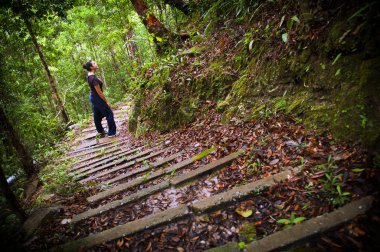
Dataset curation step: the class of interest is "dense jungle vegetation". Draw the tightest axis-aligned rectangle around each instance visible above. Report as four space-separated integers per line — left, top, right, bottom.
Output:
0 0 379 250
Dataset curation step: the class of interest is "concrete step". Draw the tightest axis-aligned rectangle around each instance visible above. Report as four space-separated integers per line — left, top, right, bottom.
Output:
72 151 243 223
103 151 183 185
53 206 189 252
54 162 302 251
79 149 180 184
71 145 127 165
68 138 123 154
206 196 375 252
70 146 144 173
192 166 302 213
86 148 215 203
76 147 171 181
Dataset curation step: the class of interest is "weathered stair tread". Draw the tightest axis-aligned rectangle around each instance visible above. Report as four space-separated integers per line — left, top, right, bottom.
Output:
68 138 122 155
74 147 156 179
192 166 302 213
171 150 244 186
71 146 144 173
70 136 128 153
104 151 183 185
79 160 135 183
53 205 189 252
79 148 176 183
56 163 302 251
87 150 211 203
75 132 98 142
206 196 375 252
71 147 139 171
72 146 125 165
77 147 170 182
67 139 127 157
72 182 171 223
73 151 242 222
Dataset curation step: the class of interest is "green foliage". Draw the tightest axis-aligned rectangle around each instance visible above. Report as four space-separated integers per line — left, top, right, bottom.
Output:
39 162 85 197
315 156 351 206
246 158 263 176
239 222 256 242
314 155 336 172
238 241 246 249
277 212 306 229
319 172 351 207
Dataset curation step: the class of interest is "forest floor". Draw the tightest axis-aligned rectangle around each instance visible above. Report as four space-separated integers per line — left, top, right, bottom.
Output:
24 101 380 251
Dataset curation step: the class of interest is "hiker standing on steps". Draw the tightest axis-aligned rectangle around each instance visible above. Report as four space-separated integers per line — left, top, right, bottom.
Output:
82 60 117 138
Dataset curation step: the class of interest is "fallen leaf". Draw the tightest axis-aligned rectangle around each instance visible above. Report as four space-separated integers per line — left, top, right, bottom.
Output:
270 159 279 165
235 209 253 218
60 219 71 225
117 238 124 247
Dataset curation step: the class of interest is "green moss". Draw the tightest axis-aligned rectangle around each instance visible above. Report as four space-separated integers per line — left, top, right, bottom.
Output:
286 92 310 113
178 46 206 56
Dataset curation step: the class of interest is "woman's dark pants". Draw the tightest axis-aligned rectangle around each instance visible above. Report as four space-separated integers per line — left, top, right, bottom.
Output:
89 94 116 136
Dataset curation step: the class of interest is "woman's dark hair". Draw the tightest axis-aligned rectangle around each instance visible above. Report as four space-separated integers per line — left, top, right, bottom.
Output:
82 60 92 71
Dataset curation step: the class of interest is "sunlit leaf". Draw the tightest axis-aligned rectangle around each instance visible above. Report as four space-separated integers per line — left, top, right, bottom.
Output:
277 219 290 224
238 242 246 249
291 15 300 23
332 53 342 65
236 209 253 217
249 40 254 51
293 217 306 223
282 33 288 43
352 168 364 173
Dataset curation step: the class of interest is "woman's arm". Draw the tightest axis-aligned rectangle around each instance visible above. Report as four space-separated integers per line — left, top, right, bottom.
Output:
94 85 111 108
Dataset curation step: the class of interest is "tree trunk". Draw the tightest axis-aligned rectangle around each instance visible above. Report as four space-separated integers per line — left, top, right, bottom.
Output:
0 107 35 178
0 164 27 222
162 0 190 15
130 0 174 51
125 29 140 61
23 18 70 124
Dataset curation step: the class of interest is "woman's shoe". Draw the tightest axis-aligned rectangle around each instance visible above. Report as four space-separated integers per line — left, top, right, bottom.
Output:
108 132 119 138
97 131 108 138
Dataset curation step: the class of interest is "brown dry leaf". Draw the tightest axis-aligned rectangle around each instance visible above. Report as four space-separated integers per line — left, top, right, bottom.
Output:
267 148 273 158
172 236 180 242
190 236 200 241
353 226 366 236
145 241 152 252
270 159 279 165
117 238 124 247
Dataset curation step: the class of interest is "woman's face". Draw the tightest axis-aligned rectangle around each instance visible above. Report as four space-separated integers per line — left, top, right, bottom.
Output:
91 61 99 70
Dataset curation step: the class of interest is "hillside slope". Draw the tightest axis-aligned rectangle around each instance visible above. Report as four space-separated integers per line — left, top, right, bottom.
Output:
129 0 380 159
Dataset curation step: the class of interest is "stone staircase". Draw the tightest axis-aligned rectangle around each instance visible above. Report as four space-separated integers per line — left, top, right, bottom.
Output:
50 108 375 251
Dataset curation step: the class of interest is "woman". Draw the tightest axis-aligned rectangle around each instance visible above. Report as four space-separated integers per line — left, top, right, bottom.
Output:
82 60 117 137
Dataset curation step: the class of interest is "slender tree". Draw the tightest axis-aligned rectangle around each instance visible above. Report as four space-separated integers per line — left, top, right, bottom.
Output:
0 0 75 124
0 107 35 178
0 157 27 222
23 18 70 123
130 0 173 48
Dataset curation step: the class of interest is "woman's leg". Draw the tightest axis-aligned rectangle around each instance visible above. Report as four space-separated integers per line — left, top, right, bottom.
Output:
90 95 105 133
105 108 117 136
91 95 116 136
